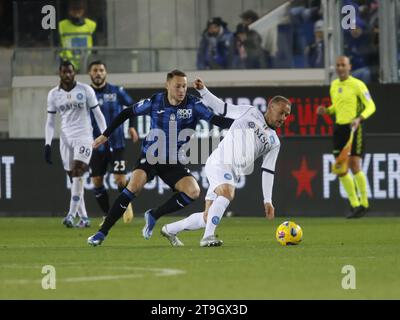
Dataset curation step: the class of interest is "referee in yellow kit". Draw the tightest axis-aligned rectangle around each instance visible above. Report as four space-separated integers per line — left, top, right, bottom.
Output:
317 56 376 218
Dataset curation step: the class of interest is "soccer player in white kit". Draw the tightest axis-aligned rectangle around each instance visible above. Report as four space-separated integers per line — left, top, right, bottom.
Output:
161 79 291 247
45 61 107 228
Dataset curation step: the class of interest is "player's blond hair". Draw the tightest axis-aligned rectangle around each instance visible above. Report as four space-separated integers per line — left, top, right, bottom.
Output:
269 96 291 108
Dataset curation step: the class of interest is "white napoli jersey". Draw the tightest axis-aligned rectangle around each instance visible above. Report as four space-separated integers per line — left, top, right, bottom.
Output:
208 106 280 176
47 81 98 140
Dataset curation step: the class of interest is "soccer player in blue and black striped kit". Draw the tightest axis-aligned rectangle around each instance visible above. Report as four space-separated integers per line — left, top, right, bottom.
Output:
88 61 139 225
87 69 233 246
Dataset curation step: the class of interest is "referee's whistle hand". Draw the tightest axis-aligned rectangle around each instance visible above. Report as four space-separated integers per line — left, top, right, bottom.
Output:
93 135 108 149
351 117 361 130
316 106 326 115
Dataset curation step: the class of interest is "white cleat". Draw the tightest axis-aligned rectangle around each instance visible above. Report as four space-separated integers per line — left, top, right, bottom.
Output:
200 235 223 247
123 203 134 223
160 225 184 247
62 214 75 228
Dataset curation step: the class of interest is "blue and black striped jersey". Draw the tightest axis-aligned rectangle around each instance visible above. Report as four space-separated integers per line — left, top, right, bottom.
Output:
133 92 214 159
90 83 134 150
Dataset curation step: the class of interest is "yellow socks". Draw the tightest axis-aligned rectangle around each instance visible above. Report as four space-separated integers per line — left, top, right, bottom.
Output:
339 173 360 208
353 171 369 208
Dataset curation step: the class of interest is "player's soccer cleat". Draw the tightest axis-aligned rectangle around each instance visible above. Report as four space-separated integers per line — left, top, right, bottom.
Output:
62 214 75 228
123 203 134 223
346 206 364 219
354 206 369 218
75 217 91 228
87 231 105 246
160 225 184 247
142 209 156 240
200 235 223 247
98 216 106 227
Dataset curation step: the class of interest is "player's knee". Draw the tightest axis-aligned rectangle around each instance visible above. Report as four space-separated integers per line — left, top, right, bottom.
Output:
114 176 126 189
71 168 84 177
92 176 103 188
215 185 235 201
349 163 361 174
127 178 144 195
71 162 88 177
184 184 201 200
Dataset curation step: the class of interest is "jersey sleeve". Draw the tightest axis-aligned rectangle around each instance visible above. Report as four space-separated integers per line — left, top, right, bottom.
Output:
261 144 280 173
357 81 376 120
117 86 135 106
193 99 214 122
132 98 152 116
198 87 253 119
47 91 57 113
327 85 336 115
261 144 280 204
86 85 99 109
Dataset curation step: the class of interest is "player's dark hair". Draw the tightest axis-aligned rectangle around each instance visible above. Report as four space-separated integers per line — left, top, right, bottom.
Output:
88 60 107 71
269 96 291 108
59 60 75 71
167 69 186 81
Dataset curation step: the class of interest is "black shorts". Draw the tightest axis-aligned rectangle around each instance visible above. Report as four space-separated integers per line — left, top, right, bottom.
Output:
90 148 127 177
333 124 365 158
133 155 193 190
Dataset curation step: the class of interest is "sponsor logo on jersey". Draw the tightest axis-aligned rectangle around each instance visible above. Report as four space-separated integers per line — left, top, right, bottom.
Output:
364 91 371 100
104 93 117 102
59 102 85 112
177 109 192 119
254 127 269 146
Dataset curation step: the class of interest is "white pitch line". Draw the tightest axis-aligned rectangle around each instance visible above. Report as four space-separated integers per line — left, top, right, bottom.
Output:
2 267 186 285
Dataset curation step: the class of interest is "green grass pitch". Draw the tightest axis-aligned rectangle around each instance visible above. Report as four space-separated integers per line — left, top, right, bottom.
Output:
1 216 399 299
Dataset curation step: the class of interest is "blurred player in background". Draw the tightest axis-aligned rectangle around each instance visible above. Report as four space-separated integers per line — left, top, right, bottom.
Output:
88 61 139 226
317 56 376 218
161 78 291 247
58 0 97 71
44 61 107 228
87 70 233 246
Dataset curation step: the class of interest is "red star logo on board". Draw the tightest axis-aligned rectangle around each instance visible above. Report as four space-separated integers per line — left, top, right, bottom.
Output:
291 157 317 197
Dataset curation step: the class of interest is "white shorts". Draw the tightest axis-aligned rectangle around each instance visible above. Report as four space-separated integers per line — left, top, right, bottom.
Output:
60 137 93 171
204 160 237 201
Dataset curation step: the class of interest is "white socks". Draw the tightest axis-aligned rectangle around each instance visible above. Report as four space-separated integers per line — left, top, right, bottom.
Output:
165 196 230 238
166 212 206 235
77 191 88 218
68 177 84 216
203 196 230 239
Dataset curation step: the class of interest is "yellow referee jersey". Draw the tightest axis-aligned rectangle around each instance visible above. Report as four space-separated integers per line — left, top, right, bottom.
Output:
327 76 376 124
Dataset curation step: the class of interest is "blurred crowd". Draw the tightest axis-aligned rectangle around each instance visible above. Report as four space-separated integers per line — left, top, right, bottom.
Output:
0 0 390 82
196 0 381 82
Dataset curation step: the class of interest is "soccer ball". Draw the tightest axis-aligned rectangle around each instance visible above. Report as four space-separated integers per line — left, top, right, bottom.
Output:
275 221 303 246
